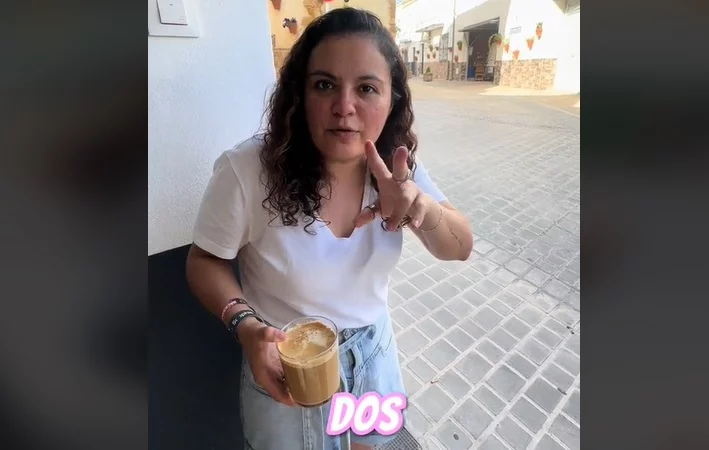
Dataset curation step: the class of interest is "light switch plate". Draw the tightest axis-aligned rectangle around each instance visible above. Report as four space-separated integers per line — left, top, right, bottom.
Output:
157 0 188 25
148 0 201 38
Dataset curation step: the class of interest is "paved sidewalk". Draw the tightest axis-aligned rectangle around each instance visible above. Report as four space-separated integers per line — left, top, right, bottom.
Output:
408 78 580 117
391 82 580 450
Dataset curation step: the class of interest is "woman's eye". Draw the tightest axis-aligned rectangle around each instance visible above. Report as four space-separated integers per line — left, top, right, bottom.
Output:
359 85 376 94
314 80 333 90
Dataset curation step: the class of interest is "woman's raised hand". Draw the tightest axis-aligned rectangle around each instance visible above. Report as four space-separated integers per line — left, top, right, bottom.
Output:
354 140 433 231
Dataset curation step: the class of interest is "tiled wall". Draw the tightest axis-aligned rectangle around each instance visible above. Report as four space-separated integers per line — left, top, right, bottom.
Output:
495 58 557 90
422 62 448 80
451 62 467 81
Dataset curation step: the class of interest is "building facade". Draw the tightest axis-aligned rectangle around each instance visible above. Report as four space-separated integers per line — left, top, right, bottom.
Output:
396 0 459 79
267 0 397 73
396 0 580 92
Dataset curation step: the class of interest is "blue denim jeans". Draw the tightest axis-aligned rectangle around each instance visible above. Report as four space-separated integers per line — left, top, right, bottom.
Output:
240 312 406 449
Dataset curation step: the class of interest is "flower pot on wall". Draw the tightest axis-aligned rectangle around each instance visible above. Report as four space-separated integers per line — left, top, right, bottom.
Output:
457 40 463 51
271 0 282 10
526 37 534 50
536 22 543 39
282 18 298 34
512 49 520 60
454 55 459 62
432 52 436 59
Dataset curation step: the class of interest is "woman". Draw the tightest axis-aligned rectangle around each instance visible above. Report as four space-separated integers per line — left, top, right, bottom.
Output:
186 8 473 450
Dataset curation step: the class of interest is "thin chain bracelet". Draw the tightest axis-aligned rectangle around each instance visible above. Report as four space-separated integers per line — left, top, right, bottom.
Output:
418 202 443 232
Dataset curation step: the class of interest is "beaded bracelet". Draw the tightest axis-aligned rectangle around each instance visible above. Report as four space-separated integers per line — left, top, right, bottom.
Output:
219 298 251 322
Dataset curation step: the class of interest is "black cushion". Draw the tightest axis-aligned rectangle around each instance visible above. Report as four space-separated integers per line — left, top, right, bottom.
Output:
149 245 244 450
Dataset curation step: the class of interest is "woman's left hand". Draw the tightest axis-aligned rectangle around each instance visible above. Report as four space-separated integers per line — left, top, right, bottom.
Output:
354 140 433 231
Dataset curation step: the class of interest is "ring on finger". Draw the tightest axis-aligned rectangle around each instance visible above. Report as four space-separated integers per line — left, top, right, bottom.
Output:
380 215 412 231
392 169 412 184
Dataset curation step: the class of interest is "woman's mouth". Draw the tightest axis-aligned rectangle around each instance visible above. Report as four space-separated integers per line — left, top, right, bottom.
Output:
328 128 358 134
327 129 360 140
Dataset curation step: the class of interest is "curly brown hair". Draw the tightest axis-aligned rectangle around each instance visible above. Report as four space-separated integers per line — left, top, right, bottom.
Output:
258 8 418 233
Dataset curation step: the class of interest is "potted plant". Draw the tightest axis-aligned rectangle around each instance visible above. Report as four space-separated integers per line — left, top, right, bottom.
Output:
423 66 433 82
526 37 535 50
454 55 459 63
271 0 281 10
426 53 431 59
457 40 463 50
428 44 434 52
488 33 503 47
282 18 298 34
512 49 520 60
535 22 543 39
432 51 437 59
503 37 510 53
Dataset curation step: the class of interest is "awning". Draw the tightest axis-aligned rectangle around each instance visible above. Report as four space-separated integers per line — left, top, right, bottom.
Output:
415 23 444 33
458 18 499 33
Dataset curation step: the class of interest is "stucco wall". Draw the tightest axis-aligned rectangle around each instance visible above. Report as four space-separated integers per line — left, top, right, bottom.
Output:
148 0 276 255
500 0 566 62
269 0 397 72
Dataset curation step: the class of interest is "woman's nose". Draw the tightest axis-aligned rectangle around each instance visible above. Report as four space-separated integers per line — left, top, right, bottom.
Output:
332 89 356 117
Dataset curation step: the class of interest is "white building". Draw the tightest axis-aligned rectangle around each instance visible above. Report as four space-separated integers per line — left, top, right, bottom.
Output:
397 0 580 92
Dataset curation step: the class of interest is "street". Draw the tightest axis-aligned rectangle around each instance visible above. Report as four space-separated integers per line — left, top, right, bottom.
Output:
391 79 580 450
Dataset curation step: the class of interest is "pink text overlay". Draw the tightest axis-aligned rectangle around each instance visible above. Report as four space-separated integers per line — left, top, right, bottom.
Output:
326 392 407 436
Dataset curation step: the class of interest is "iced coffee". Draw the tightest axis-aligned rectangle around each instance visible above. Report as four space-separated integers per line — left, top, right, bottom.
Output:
277 316 340 407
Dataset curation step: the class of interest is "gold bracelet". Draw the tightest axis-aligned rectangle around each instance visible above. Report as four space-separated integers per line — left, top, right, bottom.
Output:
418 202 443 232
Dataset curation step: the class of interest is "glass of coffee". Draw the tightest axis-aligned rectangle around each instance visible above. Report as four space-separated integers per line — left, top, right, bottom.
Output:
276 316 340 408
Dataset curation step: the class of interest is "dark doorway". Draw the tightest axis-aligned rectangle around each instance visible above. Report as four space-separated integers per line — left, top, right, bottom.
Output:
459 18 499 81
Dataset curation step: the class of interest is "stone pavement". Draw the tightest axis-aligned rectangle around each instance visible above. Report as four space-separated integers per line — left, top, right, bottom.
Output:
391 79 580 450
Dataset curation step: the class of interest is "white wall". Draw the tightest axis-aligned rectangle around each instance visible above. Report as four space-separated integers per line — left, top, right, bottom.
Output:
501 0 566 61
553 7 580 92
148 0 276 255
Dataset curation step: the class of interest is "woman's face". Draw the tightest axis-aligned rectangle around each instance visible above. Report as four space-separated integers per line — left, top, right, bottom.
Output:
304 34 392 164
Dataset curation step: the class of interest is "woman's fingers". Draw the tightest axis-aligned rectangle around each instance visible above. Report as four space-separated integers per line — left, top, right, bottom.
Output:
407 194 428 229
365 141 391 181
363 141 416 230
262 372 295 406
259 325 286 343
385 196 412 231
391 146 410 182
354 200 380 229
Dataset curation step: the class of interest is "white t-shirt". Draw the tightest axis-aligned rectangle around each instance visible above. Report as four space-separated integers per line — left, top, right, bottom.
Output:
192 137 447 330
